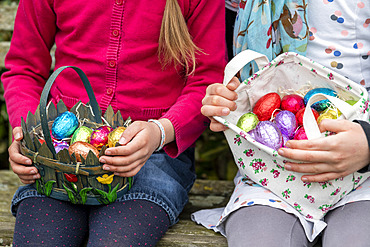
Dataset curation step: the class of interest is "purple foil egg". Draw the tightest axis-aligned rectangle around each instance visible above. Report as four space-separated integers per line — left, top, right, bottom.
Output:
282 133 290 147
247 128 257 140
53 140 69 153
274 110 297 139
255 121 283 150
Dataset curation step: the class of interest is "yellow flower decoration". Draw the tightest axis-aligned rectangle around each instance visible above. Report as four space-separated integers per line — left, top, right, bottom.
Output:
96 174 114 185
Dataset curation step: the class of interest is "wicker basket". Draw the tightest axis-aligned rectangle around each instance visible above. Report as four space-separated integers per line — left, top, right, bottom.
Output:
20 66 132 205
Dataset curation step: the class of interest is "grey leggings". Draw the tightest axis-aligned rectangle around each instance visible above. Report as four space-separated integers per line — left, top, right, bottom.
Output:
224 201 370 247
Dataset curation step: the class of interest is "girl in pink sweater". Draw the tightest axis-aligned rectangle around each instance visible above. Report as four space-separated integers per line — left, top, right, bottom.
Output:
2 0 226 245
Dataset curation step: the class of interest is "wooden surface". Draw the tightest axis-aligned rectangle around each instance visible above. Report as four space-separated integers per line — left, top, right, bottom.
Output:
0 170 232 246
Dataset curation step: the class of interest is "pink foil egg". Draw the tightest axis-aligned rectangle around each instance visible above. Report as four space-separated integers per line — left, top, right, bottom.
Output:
90 126 113 150
294 127 308 140
255 121 283 150
281 94 305 115
274 110 297 139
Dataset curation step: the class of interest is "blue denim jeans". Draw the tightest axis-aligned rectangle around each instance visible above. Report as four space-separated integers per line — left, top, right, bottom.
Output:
11 148 196 225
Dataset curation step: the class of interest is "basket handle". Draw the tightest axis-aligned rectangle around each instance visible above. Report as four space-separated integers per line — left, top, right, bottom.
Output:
223 49 269 86
303 93 360 139
40 66 102 158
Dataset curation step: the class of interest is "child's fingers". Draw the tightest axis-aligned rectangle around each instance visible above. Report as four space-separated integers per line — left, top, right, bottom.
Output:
12 127 23 141
226 77 241 90
8 141 33 165
318 119 351 133
209 118 228 132
201 105 231 118
205 83 238 101
202 95 237 112
283 161 337 174
284 138 331 152
278 147 329 162
300 172 348 183
114 165 142 178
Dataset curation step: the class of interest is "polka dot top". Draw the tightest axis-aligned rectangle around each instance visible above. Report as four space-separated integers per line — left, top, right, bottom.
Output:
306 0 370 90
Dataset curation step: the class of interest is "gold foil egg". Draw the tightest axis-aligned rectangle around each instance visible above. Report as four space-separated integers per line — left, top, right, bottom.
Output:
317 112 337 125
108 127 126 147
324 109 342 118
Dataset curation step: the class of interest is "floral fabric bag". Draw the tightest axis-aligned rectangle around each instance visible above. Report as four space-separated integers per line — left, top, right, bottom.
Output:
214 49 370 220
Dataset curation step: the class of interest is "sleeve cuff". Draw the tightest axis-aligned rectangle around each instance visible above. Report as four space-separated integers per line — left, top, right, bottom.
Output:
354 120 370 173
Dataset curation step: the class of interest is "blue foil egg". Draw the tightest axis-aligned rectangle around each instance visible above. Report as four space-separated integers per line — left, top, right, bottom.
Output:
51 111 79 140
304 88 337 112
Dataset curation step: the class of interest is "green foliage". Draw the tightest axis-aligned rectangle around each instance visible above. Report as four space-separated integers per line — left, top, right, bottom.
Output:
195 129 237 180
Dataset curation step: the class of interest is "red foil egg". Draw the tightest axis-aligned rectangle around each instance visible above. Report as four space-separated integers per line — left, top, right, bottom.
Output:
281 94 305 115
295 108 320 126
294 127 308 140
253 93 281 121
90 126 113 150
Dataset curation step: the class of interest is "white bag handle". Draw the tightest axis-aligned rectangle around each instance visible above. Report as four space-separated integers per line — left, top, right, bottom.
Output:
303 93 360 139
223 50 269 86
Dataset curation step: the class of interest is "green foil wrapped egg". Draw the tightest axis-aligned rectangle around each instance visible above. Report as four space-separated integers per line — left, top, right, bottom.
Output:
71 126 93 144
236 112 259 133
346 99 357 106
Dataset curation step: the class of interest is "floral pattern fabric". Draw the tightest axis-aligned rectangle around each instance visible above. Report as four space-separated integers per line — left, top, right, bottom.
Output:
193 0 370 241
234 0 309 81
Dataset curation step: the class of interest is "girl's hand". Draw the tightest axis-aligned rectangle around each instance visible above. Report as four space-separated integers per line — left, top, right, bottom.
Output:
201 77 240 132
8 127 40 184
99 119 174 177
278 119 370 182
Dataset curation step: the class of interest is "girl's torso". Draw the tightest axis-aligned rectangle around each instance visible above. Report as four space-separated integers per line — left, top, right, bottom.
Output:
306 0 370 89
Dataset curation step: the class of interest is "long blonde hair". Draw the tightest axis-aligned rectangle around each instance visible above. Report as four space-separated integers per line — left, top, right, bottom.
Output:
158 0 202 76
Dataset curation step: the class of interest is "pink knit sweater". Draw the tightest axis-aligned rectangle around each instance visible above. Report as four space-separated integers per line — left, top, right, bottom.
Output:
2 0 226 157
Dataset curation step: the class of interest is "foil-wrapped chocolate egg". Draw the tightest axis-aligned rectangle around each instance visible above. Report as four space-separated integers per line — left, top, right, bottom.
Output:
90 126 114 150
282 133 289 147
51 111 79 140
248 129 257 140
317 112 337 125
253 92 281 121
274 110 297 138
281 94 305 115
324 109 342 118
255 121 283 150
295 108 320 126
346 99 357 106
108 127 126 147
71 126 93 144
294 127 308 140
69 141 99 162
53 140 69 153
236 112 259 133
304 88 337 112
